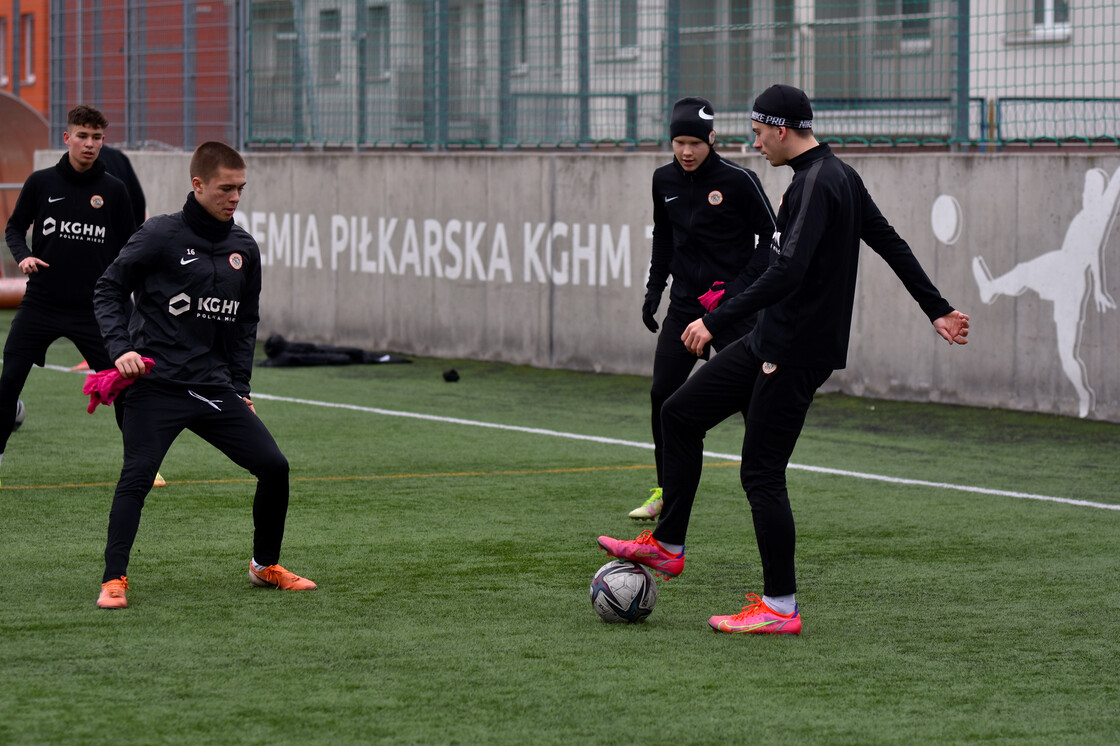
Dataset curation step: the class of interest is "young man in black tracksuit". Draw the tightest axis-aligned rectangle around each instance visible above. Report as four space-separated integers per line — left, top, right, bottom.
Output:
94 141 316 609
98 145 147 227
1 105 136 481
630 96 776 520
600 85 971 634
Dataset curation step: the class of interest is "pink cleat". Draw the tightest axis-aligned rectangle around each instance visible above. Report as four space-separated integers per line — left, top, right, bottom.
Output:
597 530 684 579
708 594 801 635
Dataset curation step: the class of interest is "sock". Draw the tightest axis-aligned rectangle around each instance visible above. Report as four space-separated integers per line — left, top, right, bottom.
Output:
763 594 797 616
657 540 684 555
251 559 269 572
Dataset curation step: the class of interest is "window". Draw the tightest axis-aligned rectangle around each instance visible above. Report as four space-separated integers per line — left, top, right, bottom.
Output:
447 1 485 122
365 5 390 82
901 0 931 43
21 13 34 84
680 0 753 107
1008 0 1071 43
1035 0 1070 26
618 0 638 49
552 0 563 71
0 17 8 86
598 0 639 60
875 0 931 54
509 0 527 70
318 8 342 85
773 0 794 57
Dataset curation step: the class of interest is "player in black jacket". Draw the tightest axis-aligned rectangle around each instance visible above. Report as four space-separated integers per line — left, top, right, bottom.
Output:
0 105 136 480
97 145 147 227
599 85 970 634
630 96 776 520
93 142 316 609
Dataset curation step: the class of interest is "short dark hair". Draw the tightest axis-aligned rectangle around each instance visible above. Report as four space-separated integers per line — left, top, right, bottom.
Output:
67 104 108 131
189 141 246 182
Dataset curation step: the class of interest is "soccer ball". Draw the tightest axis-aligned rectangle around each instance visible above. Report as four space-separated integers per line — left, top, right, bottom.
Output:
590 560 657 623
12 399 25 431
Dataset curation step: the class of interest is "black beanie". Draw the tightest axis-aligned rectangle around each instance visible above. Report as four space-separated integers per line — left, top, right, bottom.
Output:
751 84 814 129
669 96 715 141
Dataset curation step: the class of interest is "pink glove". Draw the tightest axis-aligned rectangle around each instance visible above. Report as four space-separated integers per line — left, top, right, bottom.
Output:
698 281 726 312
83 358 156 413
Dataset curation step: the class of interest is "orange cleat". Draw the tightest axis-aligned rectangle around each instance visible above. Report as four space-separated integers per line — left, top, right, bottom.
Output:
97 576 129 609
249 562 317 591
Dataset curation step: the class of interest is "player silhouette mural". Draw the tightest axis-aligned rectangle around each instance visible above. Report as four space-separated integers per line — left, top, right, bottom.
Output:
970 166 1120 418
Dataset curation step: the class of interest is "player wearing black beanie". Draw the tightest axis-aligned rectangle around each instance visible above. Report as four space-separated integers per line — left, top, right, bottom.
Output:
627 97 776 521
601 84 971 635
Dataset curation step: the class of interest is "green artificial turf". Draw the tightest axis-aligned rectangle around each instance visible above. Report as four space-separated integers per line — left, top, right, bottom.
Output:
1 309 1118 745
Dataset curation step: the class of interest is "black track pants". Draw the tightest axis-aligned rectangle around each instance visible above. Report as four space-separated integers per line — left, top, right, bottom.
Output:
649 306 751 486
653 339 831 597
0 305 122 453
102 381 290 582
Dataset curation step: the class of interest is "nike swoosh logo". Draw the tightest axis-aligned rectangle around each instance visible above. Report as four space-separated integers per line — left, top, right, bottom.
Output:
664 196 679 203
180 257 200 265
698 106 714 120
48 197 65 203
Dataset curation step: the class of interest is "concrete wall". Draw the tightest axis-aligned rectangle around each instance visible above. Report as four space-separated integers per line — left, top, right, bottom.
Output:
38 149 1120 422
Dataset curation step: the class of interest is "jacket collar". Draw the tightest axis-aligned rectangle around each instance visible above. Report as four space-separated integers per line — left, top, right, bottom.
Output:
788 142 831 171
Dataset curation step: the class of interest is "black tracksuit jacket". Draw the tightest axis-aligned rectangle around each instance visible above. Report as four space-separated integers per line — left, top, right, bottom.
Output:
94 193 261 397
648 150 776 320
705 143 954 370
4 155 136 311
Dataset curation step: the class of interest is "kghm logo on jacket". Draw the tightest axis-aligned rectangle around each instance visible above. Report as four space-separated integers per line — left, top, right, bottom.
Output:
167 292 241 322
40 216 107 243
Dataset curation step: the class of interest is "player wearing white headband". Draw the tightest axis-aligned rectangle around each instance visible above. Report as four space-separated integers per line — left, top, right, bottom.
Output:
601 84 971 634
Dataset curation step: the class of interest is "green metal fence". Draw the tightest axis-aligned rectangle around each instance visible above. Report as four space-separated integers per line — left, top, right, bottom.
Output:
243 0 1120 150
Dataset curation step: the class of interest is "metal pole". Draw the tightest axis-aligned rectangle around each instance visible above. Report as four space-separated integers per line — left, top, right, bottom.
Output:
183 0 196 149
355 0 368 145
578 0 589 144
91 0 103 109
437 0 449 147
423 1 436 145
236 0 249 149
665 0 680 113
292 0 309 143
953 0 970 152
498 0 513 144
49 0 67 130
12 0 20 99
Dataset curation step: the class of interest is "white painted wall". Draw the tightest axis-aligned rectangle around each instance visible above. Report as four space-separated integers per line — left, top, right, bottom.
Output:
37 149 1119 422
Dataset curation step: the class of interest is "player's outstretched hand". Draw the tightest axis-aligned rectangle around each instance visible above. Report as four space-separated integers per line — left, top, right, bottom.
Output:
934 310 970 345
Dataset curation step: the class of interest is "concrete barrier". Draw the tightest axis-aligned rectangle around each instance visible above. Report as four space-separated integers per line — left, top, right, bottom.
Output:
37 149 1120 421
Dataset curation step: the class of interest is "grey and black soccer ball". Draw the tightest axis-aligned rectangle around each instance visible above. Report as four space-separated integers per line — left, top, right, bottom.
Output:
590 560 657 623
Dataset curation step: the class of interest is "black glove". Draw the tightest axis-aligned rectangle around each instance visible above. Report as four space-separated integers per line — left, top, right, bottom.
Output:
642 291 661 333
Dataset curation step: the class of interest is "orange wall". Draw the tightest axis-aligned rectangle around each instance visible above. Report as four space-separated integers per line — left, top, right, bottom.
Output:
0 0 50 117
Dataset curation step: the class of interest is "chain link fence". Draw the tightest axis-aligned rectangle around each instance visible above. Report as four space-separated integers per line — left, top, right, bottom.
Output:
48 0 243 149
40 0 1120 150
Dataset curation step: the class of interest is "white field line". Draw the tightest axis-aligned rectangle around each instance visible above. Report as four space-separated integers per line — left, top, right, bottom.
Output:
248 392 1120 513
43 364 1116 512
